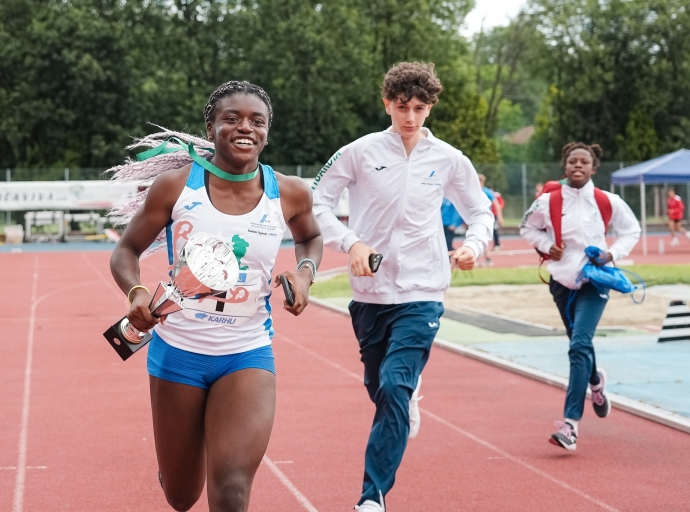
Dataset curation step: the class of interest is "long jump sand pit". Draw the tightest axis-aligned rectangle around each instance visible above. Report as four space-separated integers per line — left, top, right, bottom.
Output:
444 284 673 329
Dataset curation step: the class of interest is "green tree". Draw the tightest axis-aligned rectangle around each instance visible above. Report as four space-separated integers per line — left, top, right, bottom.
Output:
616 108 658 161
528 0 690 161
0 0 499 171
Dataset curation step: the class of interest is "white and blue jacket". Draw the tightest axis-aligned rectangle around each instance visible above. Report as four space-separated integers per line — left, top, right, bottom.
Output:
312 128 494 305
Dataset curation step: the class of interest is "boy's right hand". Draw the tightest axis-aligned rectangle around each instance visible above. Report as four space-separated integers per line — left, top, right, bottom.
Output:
549 242 565 261
348 242 378 277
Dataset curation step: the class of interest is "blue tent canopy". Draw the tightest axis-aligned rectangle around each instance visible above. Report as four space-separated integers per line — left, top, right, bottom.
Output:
611 149 690 185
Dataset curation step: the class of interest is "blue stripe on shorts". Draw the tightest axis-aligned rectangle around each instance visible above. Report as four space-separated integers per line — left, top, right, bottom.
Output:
147 331 275 389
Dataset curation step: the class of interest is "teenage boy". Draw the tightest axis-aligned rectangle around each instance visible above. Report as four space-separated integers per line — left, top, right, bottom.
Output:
312 62 493 512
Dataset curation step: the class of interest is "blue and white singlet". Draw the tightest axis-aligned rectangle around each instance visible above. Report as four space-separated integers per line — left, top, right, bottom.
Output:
153 162 286 355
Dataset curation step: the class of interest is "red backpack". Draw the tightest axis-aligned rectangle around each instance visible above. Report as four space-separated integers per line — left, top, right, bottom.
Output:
537 180 612 261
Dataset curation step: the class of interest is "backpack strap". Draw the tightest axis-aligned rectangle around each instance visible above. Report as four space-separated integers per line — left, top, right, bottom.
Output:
593 187 612 234
536 184 611 282
535 186 563 263
549 186 564 249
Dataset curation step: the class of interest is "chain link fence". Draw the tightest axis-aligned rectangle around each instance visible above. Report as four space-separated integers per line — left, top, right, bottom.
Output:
0 168 109 181
3 163 689 226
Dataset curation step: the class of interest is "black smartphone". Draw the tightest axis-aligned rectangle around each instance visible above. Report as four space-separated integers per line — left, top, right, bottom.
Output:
369 253 383 273
279 274 295 306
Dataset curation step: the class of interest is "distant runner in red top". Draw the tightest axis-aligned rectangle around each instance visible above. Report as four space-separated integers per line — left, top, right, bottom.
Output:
667 188 689 246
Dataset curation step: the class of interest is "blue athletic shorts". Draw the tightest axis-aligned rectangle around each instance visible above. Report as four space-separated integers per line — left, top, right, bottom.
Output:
147 331 275 389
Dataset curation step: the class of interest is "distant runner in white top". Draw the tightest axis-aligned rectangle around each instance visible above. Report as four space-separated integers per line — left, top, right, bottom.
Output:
311 62 494 512
521 142 640 452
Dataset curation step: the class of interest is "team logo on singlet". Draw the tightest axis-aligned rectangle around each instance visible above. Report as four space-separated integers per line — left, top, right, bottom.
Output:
249 216 278 236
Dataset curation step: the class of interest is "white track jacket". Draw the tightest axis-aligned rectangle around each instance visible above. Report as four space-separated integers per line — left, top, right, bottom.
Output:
312 128 494 304
520 180 641 290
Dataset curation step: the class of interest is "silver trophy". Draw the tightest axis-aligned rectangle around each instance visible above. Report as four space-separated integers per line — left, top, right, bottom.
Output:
103 232 240 360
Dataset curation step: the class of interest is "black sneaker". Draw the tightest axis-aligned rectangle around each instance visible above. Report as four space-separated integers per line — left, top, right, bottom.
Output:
549 421 577 451
590 369 611 418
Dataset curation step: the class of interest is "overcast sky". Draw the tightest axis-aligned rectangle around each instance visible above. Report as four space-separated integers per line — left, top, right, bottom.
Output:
461 0 529 37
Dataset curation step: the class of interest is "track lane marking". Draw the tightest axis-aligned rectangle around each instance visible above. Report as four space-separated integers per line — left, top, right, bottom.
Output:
12 256 39 512
421 410 619 512
262 456 319 512
276 332 620 512
80 253 129 309
12 274 102 512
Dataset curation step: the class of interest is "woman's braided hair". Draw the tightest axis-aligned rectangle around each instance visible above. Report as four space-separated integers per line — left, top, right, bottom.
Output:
203 81 273 126
561 142 603 169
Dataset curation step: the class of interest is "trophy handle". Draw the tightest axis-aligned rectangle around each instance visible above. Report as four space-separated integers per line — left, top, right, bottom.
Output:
103 282 183 361
102 315 152 361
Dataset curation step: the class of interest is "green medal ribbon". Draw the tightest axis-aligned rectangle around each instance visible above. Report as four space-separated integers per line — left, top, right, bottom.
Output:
136 137 259 182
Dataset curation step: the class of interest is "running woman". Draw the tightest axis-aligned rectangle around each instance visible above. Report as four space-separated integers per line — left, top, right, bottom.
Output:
312 62 493 511
667 188 689 246
109 81 322 511
520 142 640 451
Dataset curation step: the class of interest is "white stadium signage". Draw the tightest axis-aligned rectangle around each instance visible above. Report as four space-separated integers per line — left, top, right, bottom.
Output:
0 181 142 211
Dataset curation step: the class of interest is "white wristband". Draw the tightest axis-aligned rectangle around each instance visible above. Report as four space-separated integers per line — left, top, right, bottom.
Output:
297 258 317 283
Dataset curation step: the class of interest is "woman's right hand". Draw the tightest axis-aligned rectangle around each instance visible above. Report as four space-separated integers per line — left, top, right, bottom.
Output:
549 242 565 261
127 288 161 332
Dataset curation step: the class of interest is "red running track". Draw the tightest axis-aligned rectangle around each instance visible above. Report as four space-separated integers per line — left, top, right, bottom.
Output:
470 234 690 268
1 248 689 511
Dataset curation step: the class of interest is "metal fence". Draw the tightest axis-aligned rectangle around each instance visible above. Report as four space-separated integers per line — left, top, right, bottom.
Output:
472 162 639 220
3 163 689 225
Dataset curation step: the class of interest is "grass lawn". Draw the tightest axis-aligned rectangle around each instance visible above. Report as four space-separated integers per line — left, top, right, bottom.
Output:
310 264 690 298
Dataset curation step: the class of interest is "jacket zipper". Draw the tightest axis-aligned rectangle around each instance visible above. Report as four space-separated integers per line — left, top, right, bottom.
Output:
391 145 412 300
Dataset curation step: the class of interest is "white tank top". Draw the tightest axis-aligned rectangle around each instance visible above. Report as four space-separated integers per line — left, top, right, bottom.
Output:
154 162 286 355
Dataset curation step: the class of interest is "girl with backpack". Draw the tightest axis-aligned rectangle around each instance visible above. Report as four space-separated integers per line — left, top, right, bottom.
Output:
520 142 641 451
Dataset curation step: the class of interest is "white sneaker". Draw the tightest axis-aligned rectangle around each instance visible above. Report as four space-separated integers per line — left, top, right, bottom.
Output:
355 493 385 511
671 237 680 247
408 374 423 439
685 231 690 240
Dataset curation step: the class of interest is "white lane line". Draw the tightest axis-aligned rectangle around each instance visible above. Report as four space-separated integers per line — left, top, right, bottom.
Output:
422 410 619 512
275 332 619 512
12 273 100 512
80 253 128 309
13 256 39 512
1 467 46 471
314 293 690 435
262 456 319 512
276 333 361 381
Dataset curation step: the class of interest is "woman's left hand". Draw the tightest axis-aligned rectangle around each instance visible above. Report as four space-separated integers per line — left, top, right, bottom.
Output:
273 267 312 316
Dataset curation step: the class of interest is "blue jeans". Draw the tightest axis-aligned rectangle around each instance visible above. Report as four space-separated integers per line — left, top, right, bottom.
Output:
443 225 455 251
550 279 607 420
349 301 444 506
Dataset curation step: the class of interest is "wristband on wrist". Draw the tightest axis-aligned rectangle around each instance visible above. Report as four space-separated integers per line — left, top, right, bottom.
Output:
296 258 317 283
127 285 150 304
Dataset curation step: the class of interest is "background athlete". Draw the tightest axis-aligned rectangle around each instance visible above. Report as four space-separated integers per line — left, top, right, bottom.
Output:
312 62 493 511
667 188 689 246
110 81 322 512
520 142 640 451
